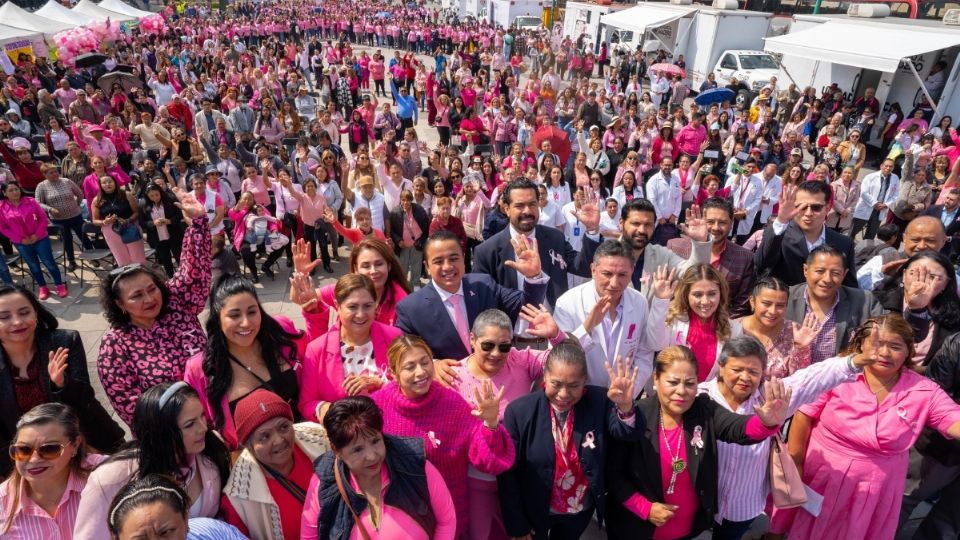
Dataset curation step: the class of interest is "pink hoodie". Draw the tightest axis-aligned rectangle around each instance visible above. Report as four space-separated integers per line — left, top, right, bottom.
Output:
0 197 48 244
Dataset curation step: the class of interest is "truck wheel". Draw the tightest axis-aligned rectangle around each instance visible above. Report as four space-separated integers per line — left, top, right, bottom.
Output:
736 90 756 108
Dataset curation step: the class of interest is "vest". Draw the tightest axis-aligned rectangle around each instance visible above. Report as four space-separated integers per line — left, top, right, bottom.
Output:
204 188 224 234
315 436 436 540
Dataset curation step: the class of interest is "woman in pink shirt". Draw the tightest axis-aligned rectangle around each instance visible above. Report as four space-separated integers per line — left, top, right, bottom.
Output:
300 395 457 540
605 345 787 540
0 182 66 298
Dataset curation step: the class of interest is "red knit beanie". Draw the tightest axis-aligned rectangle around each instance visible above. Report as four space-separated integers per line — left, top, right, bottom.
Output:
234 389 294 445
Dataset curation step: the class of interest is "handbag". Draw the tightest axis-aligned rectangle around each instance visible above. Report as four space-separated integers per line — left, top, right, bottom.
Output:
113 221 141 244
334 458 373 540
769 433 807 508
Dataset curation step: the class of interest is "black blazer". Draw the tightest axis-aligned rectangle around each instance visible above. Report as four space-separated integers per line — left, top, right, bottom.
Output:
473 224 594 307
755 220 858 288
605 395 760 540
923 205 960 255
394 273 548 360
139 193 185 248
388 204 430 252
498 386 643 537
0 329 126 476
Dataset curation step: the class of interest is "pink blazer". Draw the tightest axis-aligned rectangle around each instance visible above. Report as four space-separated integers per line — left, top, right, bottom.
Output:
183 315 306 449
302 281 409 341
298 321 402 421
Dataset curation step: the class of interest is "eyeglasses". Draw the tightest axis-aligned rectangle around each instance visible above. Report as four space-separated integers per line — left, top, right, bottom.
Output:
478 341 512 353
9 442 67 461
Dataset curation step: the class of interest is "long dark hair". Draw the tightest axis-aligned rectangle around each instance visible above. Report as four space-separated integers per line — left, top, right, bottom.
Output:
0 284 59 334
202 274 303 428
874 250 960 331
109 382 230 488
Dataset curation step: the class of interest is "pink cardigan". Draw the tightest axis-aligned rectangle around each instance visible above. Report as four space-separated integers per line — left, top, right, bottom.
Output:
0 198 48 244
183 315 307 449
298 321 402 421
372 382 515 537
300 460 456 540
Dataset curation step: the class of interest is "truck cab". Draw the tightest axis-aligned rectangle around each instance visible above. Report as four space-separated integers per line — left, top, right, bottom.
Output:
512 15 543 32
713 50 780 104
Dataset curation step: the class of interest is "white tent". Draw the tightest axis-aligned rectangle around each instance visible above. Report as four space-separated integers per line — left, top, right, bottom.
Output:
0 24 40 46
763 20 960 73
36 0 102 26
599 3 696 37
0 2 79 34
72 0 137 22
98 0 154 19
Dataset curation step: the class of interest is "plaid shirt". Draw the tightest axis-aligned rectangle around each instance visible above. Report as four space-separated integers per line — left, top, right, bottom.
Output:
34 178 84 220
804 288 839 364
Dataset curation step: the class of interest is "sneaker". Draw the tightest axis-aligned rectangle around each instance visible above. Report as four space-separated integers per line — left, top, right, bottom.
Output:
38 286 50 300
55 284 68 298
261 265 275 279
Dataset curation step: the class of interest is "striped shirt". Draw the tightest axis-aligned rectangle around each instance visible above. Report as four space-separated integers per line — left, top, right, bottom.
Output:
698 356 858 522
0 455 105 539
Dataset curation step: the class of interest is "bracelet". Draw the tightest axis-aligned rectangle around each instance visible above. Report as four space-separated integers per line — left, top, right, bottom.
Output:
846 355 864 373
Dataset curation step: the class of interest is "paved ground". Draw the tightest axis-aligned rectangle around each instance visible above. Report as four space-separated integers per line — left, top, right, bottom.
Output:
27 39 931 539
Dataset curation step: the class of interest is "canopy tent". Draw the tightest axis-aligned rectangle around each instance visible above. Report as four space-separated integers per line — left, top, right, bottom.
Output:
0 24 40 46
0 2 79 34
72 0 137 22
36 0 102 26
98 0 154 18
763 20 960 73
599 4 696 37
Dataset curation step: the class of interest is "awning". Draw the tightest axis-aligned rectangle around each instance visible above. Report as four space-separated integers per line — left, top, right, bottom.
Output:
599 4 696 36
98 0 154 19
0 23 40 46
72 0 137 22
35 0 101 26
764 20 960 73
0 2 79 34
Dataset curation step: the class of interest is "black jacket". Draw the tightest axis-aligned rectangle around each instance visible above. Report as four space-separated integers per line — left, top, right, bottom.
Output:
0 329 125 476
139 193 185 248
498 386 642 537
605 395 762 540
916 333 960 466
388 204 430 252
755 220 858 288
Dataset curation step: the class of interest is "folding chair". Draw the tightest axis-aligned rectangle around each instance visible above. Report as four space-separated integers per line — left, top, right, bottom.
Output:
77 223 115 288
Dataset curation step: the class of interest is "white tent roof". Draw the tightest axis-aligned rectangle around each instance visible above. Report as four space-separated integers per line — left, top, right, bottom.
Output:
98 0 154 18
72 0 137 22
36 0 101 26
764 20 960 73
0 2 79 34
600 3 696 36
0 23 40 46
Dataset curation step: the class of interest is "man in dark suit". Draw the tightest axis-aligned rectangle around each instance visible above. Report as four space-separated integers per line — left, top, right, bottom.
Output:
473 179 599 308
922 187 960 257
755 180 858 288
668 197 755 317
395 230 549 362
784 245 884 362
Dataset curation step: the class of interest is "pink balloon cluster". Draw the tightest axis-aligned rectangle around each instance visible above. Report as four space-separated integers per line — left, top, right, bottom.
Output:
54 20 124 66
139 14 167 36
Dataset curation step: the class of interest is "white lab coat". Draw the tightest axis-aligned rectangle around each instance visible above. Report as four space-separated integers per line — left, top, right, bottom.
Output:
753 173 782 224
647 171 682 222
726 173 764 236
853 172 900 222
554 282 669 395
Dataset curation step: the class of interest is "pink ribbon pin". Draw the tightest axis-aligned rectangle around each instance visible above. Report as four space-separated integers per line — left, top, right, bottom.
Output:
427 431 441 448
691 425 704 453
582 431 596 449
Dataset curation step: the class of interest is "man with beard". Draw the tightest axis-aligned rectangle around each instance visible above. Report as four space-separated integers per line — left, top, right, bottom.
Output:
473 179 598 308
614 198 712 301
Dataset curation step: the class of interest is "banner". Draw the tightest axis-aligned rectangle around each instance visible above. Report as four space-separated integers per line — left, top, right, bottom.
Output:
4 39 34 65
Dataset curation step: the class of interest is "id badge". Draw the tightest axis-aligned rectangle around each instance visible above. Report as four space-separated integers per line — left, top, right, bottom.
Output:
573 226 582 236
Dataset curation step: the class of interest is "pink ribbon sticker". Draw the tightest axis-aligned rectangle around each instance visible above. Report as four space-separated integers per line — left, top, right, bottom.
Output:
582 431 596 449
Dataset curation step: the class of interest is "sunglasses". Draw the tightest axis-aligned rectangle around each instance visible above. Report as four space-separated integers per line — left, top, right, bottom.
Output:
478 341 512 353
9 442 67 461
801 203 826 213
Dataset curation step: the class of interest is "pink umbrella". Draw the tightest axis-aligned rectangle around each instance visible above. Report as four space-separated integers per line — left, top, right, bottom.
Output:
649 63 686 78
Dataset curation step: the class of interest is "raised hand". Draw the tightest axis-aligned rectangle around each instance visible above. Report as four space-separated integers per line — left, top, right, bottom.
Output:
289 271 320 309
576 187 601 231
583 294 613 334
792 313 820 350
323 207 337 224
471 379 505 428
648 503 678 527
754 377 793 428
880 258 908 276
504 234 542 279
683 204 709 242
904 264 938 309
292 238 323 274
852 321 881 369
606 356 639 413
776 184 799 224
47 347 69 388
651 264 678 300
171 187 204 219
520 303 559 339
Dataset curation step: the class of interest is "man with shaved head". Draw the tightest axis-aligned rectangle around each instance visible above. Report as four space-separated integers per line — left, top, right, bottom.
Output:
857 215 946 290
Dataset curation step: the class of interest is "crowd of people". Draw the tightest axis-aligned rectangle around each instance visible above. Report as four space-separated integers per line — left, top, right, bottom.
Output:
1 0 960 539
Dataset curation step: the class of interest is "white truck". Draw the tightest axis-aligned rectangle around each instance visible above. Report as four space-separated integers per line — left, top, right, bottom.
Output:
711 49 782 105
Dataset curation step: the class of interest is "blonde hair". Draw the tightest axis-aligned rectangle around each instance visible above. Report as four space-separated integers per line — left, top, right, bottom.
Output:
665 264 733 341
386 334 434 375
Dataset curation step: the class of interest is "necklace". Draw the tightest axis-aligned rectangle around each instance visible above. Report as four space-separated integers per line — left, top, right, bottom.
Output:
659 411 686 495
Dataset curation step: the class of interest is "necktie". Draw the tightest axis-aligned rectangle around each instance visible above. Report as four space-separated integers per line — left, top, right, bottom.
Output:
447 294 471 352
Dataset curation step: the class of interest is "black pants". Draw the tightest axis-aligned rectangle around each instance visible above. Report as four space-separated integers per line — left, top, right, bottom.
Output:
238 242 284 279
53 215 92 263
303 223 332 269
533 509 594 539
712 517 754 540
374 79 386 96
400 117 414 132
851 209 882 240
154 239 177 277
437 126 451 146
915 472 960 540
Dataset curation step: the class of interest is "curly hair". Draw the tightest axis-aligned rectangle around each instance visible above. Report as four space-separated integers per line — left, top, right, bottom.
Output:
666 263 733 342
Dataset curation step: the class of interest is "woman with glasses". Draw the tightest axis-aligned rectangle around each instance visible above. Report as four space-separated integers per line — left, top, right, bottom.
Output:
838 129 867 174
73 381 231 540
0 403 104 539
96 191 210 425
